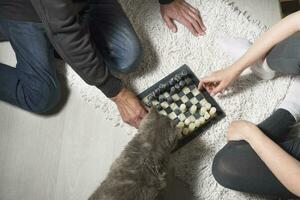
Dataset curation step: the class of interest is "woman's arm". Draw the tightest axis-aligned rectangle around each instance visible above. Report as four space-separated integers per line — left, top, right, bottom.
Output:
233 11 300 72
228 121 300 197
199 11 300 95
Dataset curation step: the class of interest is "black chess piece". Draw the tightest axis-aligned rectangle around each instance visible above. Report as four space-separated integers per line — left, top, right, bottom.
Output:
156 104 163 111
158 95 165 103
167 96 173 104
174 74 181 82
146 101 153 107
175 84 181 91
159 84 166 93
186 101 193 108
169 78 175 86
147 95 154 102
185 77 193 85
170 87 176 95
174 108 181 115
179 80 185 87
174 118 180 124
165 82 171 91
154 88 161 96
180 70 188 78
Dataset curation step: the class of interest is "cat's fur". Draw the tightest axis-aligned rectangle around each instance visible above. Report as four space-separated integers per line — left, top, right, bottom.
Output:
89 108 180 200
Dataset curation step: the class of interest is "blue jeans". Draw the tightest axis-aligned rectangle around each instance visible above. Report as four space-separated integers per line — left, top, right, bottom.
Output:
0 0 142 113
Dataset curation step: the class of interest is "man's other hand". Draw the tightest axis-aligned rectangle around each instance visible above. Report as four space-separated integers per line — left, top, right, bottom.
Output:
160 0 206 36
112 88 148 128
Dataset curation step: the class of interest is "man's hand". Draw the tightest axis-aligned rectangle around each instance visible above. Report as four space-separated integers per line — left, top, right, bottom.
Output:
198 66 242 96
160 0 206 36
111 88 148 128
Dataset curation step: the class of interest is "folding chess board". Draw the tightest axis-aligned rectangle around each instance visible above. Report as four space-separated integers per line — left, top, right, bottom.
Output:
138 65 225 152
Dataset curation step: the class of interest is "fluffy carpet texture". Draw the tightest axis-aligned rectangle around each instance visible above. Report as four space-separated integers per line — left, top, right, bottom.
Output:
63 0 291 199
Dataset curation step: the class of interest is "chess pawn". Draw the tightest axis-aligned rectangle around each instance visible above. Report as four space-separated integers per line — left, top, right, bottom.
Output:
204 111 210 120
184 118 191 126
182 128 189 136
177 121 185 129
156 104 163 111
185 77 193 85
188 123 196 132
199 117 206 125
180 70 188 78
170 87 176 95
176 132 183 140
158 95 165 103
179 80 185 88
175 84 181 91
200 106 207 115
189 105 197 114
195 119 201 127
200 99 208 106
167 96 173 104
205 102 212 110
169 78 175 86
180 104 187 112
174 74 181 82
209 107 217 117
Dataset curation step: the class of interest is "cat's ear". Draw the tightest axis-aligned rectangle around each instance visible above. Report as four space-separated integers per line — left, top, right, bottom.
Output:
143 106 159 121
149 106 159 116
139 107 158 129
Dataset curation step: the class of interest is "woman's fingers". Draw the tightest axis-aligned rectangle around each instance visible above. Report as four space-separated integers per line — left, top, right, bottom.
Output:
198 74 225 95
198 74 219 89
211 83 226 96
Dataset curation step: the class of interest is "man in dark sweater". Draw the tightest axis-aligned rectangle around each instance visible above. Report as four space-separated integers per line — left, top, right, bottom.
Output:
0 0 205 128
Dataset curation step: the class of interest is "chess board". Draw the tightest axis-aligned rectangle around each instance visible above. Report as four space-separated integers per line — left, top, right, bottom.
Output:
138 65 225 152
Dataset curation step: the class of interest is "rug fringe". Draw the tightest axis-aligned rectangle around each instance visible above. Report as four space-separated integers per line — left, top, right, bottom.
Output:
220 0 268 31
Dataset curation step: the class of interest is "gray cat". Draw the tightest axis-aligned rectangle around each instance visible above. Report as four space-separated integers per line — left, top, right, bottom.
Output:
89 108 180 200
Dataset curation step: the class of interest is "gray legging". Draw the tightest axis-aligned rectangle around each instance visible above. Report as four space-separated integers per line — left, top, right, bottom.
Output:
212 32 300 199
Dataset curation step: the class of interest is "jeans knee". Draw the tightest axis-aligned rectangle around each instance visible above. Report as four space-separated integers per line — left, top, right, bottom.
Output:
26 83 61 113
113 38 143 74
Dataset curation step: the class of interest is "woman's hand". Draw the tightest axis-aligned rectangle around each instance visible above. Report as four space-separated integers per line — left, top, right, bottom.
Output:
198 66 242 96
228 118 300 197
227 120 257 142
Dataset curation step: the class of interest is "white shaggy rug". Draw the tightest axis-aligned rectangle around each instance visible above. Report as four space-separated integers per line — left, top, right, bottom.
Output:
63 0 291 199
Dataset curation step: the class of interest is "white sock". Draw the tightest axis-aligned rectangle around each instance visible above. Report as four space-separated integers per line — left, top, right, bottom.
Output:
217 36 251 61
251 59 276 80
216 36 276 80
279 76 300 122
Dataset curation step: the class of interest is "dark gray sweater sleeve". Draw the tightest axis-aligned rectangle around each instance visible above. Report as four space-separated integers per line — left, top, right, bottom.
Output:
30 0 123 98
159 0 174 4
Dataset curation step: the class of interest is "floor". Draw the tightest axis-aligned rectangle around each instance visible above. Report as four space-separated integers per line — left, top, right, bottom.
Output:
0 1 282 200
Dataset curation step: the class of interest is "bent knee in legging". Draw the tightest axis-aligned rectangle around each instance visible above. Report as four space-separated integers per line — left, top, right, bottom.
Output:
266 32 300 75
212 142 241 190
213 140 300 198
212 141 260 191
